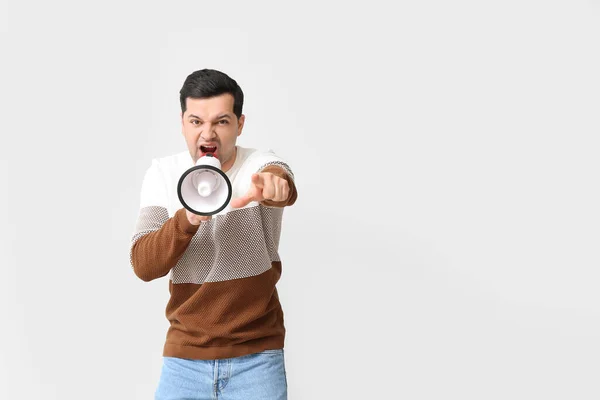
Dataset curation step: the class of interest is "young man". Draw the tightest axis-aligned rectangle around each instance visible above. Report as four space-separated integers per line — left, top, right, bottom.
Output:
130 69 297 400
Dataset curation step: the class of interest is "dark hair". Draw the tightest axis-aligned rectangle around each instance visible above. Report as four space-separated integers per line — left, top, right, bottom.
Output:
179 69 244 119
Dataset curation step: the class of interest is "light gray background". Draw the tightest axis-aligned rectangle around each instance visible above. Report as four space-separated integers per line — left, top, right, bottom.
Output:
1 1 599 399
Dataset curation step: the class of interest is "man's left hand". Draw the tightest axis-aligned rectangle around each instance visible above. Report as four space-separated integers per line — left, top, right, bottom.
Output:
230 172 290 209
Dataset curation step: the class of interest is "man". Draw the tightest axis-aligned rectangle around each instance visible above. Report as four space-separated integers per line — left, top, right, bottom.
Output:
130 69 297 400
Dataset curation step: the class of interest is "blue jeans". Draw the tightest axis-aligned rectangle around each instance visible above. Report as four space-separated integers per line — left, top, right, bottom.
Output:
155 349 288 400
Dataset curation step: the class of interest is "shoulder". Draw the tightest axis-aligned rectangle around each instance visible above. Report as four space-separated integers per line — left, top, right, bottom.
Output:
149 150 192 178
249 149 295 180
233 147 295 188
243 148 290 167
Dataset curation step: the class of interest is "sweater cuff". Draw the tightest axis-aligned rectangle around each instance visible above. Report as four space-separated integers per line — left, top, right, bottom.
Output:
175 208 201 234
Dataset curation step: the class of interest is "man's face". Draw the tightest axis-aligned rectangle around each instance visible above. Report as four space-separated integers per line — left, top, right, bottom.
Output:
181 93 245 172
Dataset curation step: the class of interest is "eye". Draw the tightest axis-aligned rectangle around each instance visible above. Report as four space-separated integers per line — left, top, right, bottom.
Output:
218 120 229 125
191 120 202 126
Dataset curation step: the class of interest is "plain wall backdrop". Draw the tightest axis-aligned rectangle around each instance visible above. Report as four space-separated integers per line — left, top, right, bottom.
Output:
1 1 599 399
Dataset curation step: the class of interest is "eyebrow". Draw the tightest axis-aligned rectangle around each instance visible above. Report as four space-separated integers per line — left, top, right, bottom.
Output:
188 114 232 120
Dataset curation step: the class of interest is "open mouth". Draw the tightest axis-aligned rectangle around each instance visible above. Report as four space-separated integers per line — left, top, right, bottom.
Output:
200 145 218 155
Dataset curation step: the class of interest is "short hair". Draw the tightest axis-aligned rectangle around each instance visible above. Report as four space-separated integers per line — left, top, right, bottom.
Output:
179 69 244 119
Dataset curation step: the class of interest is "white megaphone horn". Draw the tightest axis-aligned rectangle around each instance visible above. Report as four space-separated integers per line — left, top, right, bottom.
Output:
177 154 232 216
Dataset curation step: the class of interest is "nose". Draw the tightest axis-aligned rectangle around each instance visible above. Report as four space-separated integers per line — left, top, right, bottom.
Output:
200 124 217 141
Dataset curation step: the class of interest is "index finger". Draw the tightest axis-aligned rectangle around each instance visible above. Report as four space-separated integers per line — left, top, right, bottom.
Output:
230 194 256 209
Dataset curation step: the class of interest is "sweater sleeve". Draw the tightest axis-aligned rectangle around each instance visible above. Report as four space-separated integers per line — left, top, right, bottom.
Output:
129 159 200 282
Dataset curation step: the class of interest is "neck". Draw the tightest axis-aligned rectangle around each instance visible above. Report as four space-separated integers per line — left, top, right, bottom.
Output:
220 146 237 172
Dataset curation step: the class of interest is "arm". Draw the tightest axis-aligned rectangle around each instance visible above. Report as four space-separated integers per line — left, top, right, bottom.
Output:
129 159 206 282
130 208 201 282
256 165 297 207
230 156 298 209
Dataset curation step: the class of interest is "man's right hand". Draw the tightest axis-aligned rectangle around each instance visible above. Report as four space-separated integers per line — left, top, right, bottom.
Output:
186 210 212 225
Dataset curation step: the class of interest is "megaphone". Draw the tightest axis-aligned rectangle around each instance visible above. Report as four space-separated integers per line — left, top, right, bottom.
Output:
177 154 232 216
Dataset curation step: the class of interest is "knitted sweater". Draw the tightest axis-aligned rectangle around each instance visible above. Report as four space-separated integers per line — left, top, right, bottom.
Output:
129 146 297 360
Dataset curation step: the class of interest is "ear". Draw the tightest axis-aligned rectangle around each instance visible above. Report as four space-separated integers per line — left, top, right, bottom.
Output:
180 112 184 134
237 114 245 137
